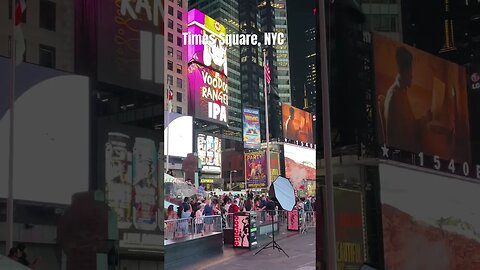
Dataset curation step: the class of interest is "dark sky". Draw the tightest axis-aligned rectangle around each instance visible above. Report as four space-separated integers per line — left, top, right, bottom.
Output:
286 0 316 108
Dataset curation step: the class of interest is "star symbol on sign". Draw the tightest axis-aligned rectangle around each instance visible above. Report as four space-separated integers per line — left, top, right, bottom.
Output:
381 144 389 158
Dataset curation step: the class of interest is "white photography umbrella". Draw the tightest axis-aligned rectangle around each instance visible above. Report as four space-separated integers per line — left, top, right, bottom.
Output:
269 176 296 211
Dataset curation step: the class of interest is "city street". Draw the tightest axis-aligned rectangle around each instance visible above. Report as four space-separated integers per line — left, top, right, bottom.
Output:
184 230 316 270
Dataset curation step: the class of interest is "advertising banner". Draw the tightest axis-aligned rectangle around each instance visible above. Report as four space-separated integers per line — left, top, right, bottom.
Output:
282 103 314 144
333 188 366 270
380 163 480 270
270 151 280 185
233 214 250 248
187 9 228 75
197 133 222 173
245 151 268 189
284 144 315 189
374 34 472 170
287 210 299 231
243 108 261 149
188 62 229 126
98 121 163 252
98 0 164 94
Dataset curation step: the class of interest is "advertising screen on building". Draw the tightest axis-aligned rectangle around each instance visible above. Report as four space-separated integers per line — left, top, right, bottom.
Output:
97 0 164 94
284 144 315 189
374 34 471 164
187 9 228 75
164 112 193 158
197 133 222 173
97 121 163 252
245 151 268 189
0 58 89 205
243 108 261 149
282 104 314 144
380 163 480 270
188 62 229 126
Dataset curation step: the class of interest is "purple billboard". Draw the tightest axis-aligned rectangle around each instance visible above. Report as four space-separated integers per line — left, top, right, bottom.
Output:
188 62 229 126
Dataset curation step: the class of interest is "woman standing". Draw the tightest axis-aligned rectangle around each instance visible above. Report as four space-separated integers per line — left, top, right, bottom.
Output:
203 199 214 234
195 204 205 235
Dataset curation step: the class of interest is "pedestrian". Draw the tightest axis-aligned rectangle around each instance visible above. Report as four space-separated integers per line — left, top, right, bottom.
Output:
229 199 240 214
195 204 205 234
244 197 253 211
181 204 192 235
203 199 214 234
181 197 190 212
166 205 177 220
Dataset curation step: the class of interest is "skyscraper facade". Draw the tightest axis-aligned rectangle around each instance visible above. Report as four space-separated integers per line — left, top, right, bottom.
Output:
273 0 292 104
188 0 243 144
304 27 316 117
361 0 402 41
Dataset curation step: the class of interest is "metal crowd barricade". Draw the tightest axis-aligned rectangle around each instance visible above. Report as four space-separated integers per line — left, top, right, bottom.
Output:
164 215 222 241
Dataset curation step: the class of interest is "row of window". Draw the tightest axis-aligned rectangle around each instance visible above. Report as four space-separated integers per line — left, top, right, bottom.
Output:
168 0 184 8
167 60 183 75
167 5 183 20
9 0 56 31
167 46 182 61
167 19 183 34
167 33 183 47
166 74 183 89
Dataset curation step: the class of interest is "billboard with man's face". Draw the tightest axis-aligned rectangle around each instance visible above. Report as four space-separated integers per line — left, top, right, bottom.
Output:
374 34 471 164
282 104 314 144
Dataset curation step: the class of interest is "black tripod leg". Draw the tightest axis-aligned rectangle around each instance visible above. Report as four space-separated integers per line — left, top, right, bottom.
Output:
254 240 273 255
272 240 289 257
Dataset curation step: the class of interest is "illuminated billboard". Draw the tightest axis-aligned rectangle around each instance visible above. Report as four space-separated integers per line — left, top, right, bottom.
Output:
243 108 261 149
97 0 164 94
97 121 163 252
0 58 89 205
380 163 480 270
188 62 229 126
187 9 228 75
197 133 222 173
164 112 193 158
284 144 315 189
374 34 471 166
245 151 268 189
282 104 314 144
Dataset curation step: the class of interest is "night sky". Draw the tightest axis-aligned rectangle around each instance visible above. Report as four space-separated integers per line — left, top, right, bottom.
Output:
286 0 316 109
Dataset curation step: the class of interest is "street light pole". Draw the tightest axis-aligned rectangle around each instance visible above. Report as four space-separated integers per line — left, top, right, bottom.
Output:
318 0 337 269
229 170 237 190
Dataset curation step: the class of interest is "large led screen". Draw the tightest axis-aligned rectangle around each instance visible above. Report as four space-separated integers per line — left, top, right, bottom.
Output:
0 58 89 205
243 108 261 149
380 163 480 270
187 9 228 75
244 151 267 189
163 112 193 158
97 0 164 94
97 120 163 252
374 34 471 163
282 104 314 144
197 133 222 173
188 62 229 126
284 144 315 189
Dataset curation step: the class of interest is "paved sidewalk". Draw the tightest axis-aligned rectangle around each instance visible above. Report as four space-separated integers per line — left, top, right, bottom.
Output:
184 230 316 270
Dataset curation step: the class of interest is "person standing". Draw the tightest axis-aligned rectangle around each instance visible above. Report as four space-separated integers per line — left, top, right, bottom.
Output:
203 199 214 234
195 204 205 235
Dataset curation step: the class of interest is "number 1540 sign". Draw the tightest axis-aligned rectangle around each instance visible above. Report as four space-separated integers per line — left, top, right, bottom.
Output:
417 152 477 177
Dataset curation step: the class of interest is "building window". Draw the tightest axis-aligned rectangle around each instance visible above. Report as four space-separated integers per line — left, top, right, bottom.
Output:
177 50 182 61
177 23 182 34
168 33 173 42
176 78 183 88
168 46 173 57
168 60 173 71
39 0 56 31
168 19 173 29
176 64 182 74
177 37 182 46
177 0 182 7
9 0 27 23
168 6 174 16
176 92 182 102
176 106 183 114
177 10 183 20
39 44 55 68
167 74 173 84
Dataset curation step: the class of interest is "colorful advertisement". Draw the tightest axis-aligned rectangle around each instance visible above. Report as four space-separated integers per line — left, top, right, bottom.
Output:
270 151 280 184
187 9 228 75
188 62 229 126
284 144 316 189
333 188 366 270
243 108 261 149
197 133 222 173
374 34 471 163
233 214 250 248
282 104 314 144
380 163 480 270
287 210 299 231
245 151 268 189
98 121 163 252
98 0 164 94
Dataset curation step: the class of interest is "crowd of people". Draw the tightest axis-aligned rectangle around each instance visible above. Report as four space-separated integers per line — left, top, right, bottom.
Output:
165 190 315 239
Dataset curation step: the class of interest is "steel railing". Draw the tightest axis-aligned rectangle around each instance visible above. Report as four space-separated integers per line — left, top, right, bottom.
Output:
164 215 222 241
